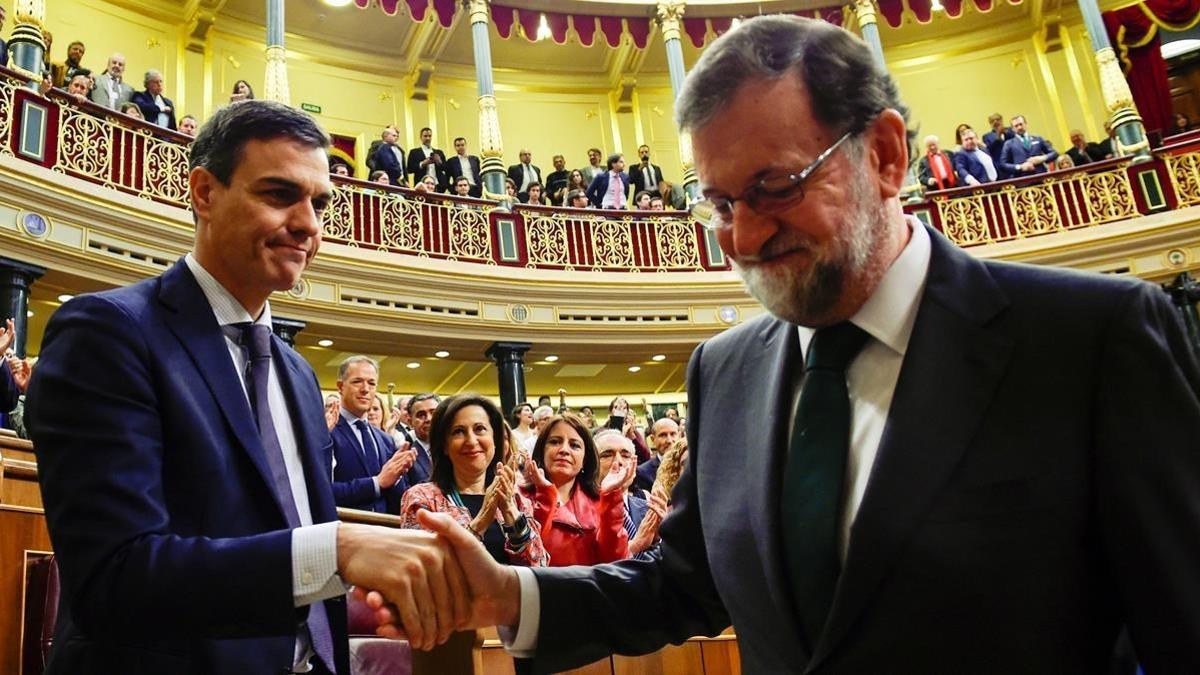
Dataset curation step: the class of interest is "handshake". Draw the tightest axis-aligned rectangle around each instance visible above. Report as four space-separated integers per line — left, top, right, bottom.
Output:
335 511 521 651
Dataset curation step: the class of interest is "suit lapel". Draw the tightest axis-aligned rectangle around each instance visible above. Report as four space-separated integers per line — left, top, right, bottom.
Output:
809 229 1014 669
742 317 808 659
333 416 371 477
157 260 284 519
275 341 338 523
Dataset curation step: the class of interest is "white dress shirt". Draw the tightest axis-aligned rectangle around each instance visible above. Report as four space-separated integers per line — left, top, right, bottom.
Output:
184 254 344 670
504 219 932 655
152 93 169 128
106 77 122 109
969 148 998 181
421 145 437 179
458 153 476 185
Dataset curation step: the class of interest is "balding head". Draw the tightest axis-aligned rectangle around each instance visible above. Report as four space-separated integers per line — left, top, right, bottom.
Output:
651 418 680 455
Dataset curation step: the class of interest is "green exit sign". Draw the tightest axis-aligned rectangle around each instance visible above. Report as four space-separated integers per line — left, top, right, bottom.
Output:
300 103 322 114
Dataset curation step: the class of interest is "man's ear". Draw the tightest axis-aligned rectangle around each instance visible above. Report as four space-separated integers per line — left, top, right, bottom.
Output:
868 109 910 200
189 166 218 223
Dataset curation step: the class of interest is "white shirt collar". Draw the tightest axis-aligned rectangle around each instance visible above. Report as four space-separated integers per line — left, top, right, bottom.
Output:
183 252 273 329
339 406 368 426
797 218 931 358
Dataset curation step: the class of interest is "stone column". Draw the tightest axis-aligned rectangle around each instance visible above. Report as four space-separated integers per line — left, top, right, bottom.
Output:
656 1 699 204
271 317 306 349
1077 0 1151 161
7 0 47 88
485 341 531 421
853 0 886 68
263 0 290 105
465 0 510 204
0 258 46 358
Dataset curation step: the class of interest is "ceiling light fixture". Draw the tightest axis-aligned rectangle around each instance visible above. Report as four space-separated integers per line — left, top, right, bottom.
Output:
628 366 642 373
544 355 559 362
317 339 334 347
323 0 353 7
406 362 421 369
57 294 73 303
651 354 666 361
536 14 553 41
435 350 450 358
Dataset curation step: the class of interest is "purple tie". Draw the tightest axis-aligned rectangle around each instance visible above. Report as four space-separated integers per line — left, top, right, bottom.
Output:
238 323 336 673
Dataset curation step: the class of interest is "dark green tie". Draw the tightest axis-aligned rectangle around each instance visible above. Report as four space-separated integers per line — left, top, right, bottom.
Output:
782 321 870 649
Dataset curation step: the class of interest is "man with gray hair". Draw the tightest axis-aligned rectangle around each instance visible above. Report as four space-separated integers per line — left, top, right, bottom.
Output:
131 68 177 130
594 428 666 562
90 53 134 109
365 14 1200 673
330 355 415 514
520 404 555 454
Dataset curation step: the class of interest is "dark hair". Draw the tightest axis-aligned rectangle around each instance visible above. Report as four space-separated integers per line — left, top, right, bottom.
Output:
189 100 329 185
634 190 652 206
232 79 256 100
537 394 552 406
649 195 664 207
606 153 624 170
369 169 388 181
566 189 587 205
428 394 505 496
420 126 432 134
608 396 627 413
675 15 914 155
588 147 602 155
407 392 441 415
531 413 599 499
568 170 585 189
510 402 533 425
453 136 466 143
455 176 469 185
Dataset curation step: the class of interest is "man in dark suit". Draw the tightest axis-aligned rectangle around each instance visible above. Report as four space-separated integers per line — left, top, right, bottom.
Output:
404 392 439 485
544 154 570 205
130 69 177 130
370 17 1200 674
330 355 415 514
586 153 632 209
630 144 665 197
507 149 542 202
370 126 406 187
633 417 678 495
981 112 1013 178
445 136 482 198
1065 129 1096 167
27 100 467 674
952 127 996 186
999 114 1058 177
406 126 448 191
596 429 667 561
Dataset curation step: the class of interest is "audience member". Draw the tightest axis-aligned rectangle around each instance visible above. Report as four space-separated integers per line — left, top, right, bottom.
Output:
118 101 143 119
579 405 596 430
0 319 17 420
0 5 7 68
581 147 605 184
663 408 679 421
649 195 665 211
400 395 547 566
634 417 678 494
1090 121 1118 160
587 153 631 209
367 394 386 429
545 155 570 204
556 169 587 205
445 136 482 197
657 178 688 209
594 429 667 561
230 79 255 103
521 405 555 454
511 403 536 445
406 126 448 191
90 53 133 109
331 162 351 176
566 189 589 208
406 392 440 485
524 181 545 206
952 127 996 186
131 69 177 130
178 114 198 135
370 126 406 187
52 40 86 88
604 396 649 462
631 144 664 196
62 73 90 103
507 148 542 201
3 353 31 439
415 174 438 193
505 177 517 199
523 414 632 566
982 111 1014 178
917 135 957 191
1056 154 1075 170
1173 112 1191 135
324 393 341 431
384 395 416 448
633 190 653 210
453 176 472 197
952 122 971 152
330 356 414 514
1000 114 1058 177
369 169 391 185
1066 129 1095 167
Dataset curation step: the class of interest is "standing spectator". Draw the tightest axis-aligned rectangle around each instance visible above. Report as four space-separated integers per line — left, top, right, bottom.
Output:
406 393 440 485
999 114 1058 177
367 395 386 429
544 155 570 205
1065 129 1095 167
604 396 649 463
917 135 957 191
511 403 536 446
406 126 448 191
230 79 254 103
982 112 1013 178
633 190 653 210
0 319 18 423
131 69 177 130
631 144 665 197
445 136 482 197
952 127 996 186
587 153 631 209
634 417 678 495
370 126 406 187
521 405 555 455
594 429 667 561
90 53 133 109
507 149 542 202
952 122 972 152
51 40 86 87
555 169 587 205
580 147 605 185
178 114 198 136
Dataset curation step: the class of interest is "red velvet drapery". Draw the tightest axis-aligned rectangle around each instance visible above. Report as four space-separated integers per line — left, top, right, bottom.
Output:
1103 0 1200 135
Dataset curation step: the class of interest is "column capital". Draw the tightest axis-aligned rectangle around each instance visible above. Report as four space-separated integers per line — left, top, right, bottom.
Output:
270 317 306 348
854 0 878 27
656 1 686 43
485 341 532 364
465 0 490 25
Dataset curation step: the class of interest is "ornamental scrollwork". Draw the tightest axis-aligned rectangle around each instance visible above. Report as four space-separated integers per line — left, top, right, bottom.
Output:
1010 183 1061 237
449 204 490 260
379 193 423 251
591 219 634 269
0 78 13 156
1081 169 1137 224
935 195 989 246
525 214 569 266
56 107 111 179
142 137 189 205
321 185 355 241
655 220 700 270
1166 152 1200 207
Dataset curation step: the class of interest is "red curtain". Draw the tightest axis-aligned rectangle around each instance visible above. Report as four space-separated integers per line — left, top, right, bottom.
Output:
1103 0 1200 135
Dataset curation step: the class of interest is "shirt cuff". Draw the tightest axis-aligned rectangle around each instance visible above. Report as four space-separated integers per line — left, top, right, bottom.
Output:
499 566 540 657
292 521 347 607
372 476 381 498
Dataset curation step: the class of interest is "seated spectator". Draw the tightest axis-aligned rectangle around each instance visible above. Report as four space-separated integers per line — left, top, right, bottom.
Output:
90 53 133 110
331 162 351 176
565 189 589 208
414 174 437 193
505 177 517 199
523 413 632 566
587 153 631 209
999 114 1057 176
523 181 545 205
634 417 679 495
917 135 957 191
657 178 688 209
633 190 653 210
649 195 665 211
1174 112 1191 135
370 126 406 186
118 101 143 119
369 169 391 185
1055 154 1076 170
131 69 177 130
604 396 649 463
545 155 570 204
400 395 547 566
952 127 996 186
1089 121 1118 160
453 176 472 196
594 428 667 561
177 114 198 135
230 79 255 103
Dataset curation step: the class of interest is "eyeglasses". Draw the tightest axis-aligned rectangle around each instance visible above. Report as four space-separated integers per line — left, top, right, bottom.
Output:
690 130 855 231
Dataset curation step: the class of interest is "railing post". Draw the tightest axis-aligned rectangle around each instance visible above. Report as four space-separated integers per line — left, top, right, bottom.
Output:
7 0 48 89
655 2 699 205
1077 0 1152 163
0 257 45 358
465 0 510 207
264 0 290 105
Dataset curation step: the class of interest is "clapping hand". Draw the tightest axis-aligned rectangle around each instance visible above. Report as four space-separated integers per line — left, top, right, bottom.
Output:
378 444 416 489
8 357 31 394
0 318 14 354
492 463 520 526
524 457 552 491
324 396 340 431
630 485 669 554
600 455 634 496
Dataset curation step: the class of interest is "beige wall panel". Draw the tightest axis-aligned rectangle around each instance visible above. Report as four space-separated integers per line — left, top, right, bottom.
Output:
492 91 615 170
433 80 489 154
637 89 684 185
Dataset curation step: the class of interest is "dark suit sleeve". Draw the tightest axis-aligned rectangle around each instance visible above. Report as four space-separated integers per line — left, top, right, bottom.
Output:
916 157 932 186
1095 283 1200 672
1 359 17 413
999 139 1021 175
529 343 730 672
1039 138 1058 164
586 174 604 207
952 153 969 184
25 295 296 638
